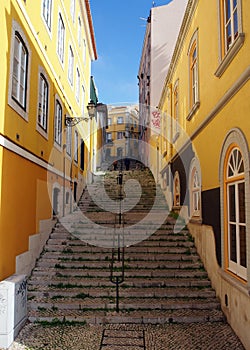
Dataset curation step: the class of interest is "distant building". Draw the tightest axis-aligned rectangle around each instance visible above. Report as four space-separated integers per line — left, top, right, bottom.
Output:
105 105 139 168
138 0 188 171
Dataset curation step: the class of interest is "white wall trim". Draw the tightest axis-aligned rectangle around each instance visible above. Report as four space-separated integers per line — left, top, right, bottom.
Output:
0 135 70 181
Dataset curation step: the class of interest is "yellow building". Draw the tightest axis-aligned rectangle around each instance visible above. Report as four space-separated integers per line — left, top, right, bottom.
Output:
0 0 97 281
158 0 250 347
105 105 139 169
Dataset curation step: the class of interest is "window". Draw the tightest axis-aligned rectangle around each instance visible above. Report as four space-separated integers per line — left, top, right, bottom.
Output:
190 42 198 106
173 81 179 140
83 39 86 65
106 133 112 143
223 0 239 52
173 172 180 207
108 118 112 126
54 99 62 146
74 130 78 162
76 67 80 102
117 116 124 124
216 0 244 76
12 32 28 110
82 85 85 116
187 31 200 120
70 0 75 22
57 13 65 63
117 132 123 140
68 45 74 86
78 16 82 46
38 73 49 132
190 168 201 217
66 124 72 156
225 147 246 280
80 139 85 170
42 0 52 30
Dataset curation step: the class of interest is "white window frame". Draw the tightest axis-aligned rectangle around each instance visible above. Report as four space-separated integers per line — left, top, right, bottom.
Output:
66 123 72 157
117 132 123 140
74 130 78 163
223 0 240 52
117 116 124 124
54 98 62 147
78 16 82 47
173 80 180 142
107 133 112 143
76 67 80 102
37 68 49 139
216 0 244 77
219 128 250 284
187 30 200 121
42 0 52 31
83 39 86 65
226 147 247 280
8 20 31 121
57 12 65 64
68 45 74 86
82 85 85 117
173 171 181 207
70 0 75 23
191 168 201 218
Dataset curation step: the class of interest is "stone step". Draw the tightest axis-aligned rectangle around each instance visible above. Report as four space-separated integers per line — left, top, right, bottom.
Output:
28 308 225 325
28 297 221 312
40 248 198 261
28 275 211 288
35 259 203 270
27 169 224 326
28 287 216 300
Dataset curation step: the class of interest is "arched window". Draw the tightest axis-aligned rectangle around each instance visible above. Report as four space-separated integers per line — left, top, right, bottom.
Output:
225 146 247 280
191 168 201 217
173 172 180 207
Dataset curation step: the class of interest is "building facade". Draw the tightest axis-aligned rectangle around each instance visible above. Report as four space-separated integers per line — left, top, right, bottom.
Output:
158 0 250 347
105 105 139 168
0 0 97 281
138 0 188 169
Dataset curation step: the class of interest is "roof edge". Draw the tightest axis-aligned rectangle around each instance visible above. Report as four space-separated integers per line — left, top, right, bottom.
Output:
85 0 97 60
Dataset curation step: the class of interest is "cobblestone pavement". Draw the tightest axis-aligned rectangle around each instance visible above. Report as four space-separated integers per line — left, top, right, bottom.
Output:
2 321 246 350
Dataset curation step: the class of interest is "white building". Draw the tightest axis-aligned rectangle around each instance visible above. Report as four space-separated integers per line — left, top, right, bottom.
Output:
138 0 188 171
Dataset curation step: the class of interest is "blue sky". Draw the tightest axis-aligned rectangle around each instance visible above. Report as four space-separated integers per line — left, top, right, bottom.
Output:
90 0 172 105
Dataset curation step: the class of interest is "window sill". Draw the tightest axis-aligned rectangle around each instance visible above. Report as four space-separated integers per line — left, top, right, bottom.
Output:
215 33 245 78
53 141 62 152
186 101 200 121
8 99 29 122
36 124 49 140
172 131 180 143
219 268 249 296
189 216 202 224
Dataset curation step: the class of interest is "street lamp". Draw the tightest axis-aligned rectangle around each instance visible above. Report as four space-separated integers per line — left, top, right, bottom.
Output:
65 100 97 127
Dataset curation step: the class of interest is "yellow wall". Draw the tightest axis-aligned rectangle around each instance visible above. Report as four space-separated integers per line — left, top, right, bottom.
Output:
0 149 50 279
159 0 250 191
0 0 96 280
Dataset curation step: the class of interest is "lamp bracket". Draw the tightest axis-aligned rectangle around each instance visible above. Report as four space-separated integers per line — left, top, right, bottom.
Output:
65 115 90 127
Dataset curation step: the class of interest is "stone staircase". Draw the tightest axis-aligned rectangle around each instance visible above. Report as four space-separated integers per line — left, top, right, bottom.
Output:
27 169 225 325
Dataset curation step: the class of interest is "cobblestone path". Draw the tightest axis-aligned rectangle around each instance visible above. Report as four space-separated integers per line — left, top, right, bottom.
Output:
4 322 245 350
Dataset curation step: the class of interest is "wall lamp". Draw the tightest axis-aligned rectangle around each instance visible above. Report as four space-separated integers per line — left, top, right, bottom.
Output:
65 100 96 127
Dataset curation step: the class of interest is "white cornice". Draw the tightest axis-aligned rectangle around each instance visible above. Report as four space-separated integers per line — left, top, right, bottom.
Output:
0 135 70 181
